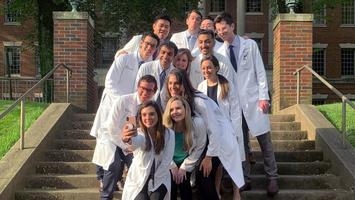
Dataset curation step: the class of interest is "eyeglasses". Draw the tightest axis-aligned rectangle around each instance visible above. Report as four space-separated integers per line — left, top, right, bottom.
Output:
143 41 157 48
138 86 155 93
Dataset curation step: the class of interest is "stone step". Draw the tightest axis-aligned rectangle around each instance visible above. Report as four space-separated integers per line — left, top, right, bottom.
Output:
222 174 342 190
269 114 295 122
252 151 323 162
251 162 330 175
270 122 301 131
53 139 95 150
268 131 307 140
72 113 96 121
56 130 94 140
15 188 121 200
251 140 315 151
239 189 353 200
25 174 98 189
36 162 95 174
71 121 94 130
44 150 93 162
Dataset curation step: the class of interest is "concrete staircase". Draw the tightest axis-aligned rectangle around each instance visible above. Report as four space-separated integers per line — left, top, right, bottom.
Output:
15 113 354 199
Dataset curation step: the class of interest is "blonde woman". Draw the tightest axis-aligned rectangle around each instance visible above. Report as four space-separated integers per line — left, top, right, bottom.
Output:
163 96 206 200
122 101 174 200
197 55 244 200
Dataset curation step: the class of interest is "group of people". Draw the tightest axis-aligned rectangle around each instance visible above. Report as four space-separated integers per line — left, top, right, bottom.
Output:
90 10 278 200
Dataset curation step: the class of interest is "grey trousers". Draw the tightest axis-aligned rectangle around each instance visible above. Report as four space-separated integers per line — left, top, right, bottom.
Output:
241 115 278 181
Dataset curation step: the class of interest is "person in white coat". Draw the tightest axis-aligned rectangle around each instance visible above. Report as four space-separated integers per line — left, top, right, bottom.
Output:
163 69 244 200
92 75 158 200
189 29 234 89
197 55 244 200
170 9 202 54
115 14 172 58
173 48 194 75
162 96 206 200
121 101 175 200
215 12 278 196
200 16 223 52
135 41 177 102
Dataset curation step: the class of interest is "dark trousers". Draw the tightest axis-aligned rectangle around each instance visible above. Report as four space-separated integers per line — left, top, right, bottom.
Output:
170 167 192 200
241 114 278 182
196 157 220 200
96 153 133 182
134 180 167 200
100 147 133 200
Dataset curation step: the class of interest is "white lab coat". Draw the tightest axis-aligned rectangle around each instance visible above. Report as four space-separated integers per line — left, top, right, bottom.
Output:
122 128 175 200
90 51 147 138
216 36 270 137
170 31 199 54
92 93 144 170
193 93 245 188
189 51 234 89
120 35 142 54
135 60 175 100
197 80 245 161
170 116 207 172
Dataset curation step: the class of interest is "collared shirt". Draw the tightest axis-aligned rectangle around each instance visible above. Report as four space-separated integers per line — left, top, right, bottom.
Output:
226 36 240 64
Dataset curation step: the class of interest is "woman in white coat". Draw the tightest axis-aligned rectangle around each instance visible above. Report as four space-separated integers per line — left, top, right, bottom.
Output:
163 69 244 200
122 101 175 200
162 96 206 200
197 55 244 200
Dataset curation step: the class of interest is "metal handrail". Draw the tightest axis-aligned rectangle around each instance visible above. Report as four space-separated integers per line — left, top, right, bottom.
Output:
0 63 72 150
293 65 355 148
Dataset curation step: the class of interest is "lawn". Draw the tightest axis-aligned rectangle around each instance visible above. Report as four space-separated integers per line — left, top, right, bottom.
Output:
0 100 49 159
317 102 355 147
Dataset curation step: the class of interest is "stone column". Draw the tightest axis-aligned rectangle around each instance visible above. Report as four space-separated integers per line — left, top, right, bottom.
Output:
272 14 313 112
53 12 97 111
236 0 245 35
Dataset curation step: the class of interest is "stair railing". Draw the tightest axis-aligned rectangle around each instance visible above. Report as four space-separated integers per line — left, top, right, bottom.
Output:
293 65 355 148
0 63 72 150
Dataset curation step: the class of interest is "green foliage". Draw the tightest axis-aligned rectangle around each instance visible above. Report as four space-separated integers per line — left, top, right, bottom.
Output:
0 100 48 159
102 0 199 38
317 102 355 147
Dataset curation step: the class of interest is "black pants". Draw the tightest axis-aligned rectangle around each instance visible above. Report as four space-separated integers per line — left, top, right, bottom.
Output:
134 180 167 200
196 157 220 200
170 166 192 200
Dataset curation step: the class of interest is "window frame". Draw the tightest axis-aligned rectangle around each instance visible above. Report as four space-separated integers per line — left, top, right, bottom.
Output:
341 0 355 26
312 44 327 76
209 0 226 15
4 45 22 77
246 0 263 15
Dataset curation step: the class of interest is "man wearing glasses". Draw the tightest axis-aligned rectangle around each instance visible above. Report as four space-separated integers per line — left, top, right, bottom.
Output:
92 75 158 200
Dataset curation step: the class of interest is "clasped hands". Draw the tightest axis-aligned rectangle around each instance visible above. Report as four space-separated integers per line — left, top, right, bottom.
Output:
171 167 187 184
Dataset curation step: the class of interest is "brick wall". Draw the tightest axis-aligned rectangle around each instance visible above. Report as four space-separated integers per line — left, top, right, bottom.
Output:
53 12 97 111
272 14 313 112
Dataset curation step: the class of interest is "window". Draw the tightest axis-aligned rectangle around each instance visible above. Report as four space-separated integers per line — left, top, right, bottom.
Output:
313 7 326 25
312 48 326 75
101 37 118 66
210 0 225 13
5 46 21 75
246 0 261 12
342 0 355 25
4 0 19 23
341 48 355 76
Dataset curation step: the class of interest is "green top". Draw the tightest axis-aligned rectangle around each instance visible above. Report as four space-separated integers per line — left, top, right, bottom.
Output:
173 131 188 165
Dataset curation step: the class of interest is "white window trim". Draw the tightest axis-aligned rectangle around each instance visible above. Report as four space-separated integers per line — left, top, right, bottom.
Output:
345 94 355 100
313 93 328 99
246 32 264 39
339 44 355 78
3 42 22 77
246 12 263 16
313 43 328 49
3 41 22 47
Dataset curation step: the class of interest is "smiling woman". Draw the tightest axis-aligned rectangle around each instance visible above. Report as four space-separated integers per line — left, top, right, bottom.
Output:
0 100 48 159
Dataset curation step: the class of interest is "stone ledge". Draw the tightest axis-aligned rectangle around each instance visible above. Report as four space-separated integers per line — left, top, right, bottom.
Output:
277 104 355 190
0 103 74 200
273 13 314 30
53 11 94 28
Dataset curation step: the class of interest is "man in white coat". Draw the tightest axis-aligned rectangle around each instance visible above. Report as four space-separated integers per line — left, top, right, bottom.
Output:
170 9 202 54
92 75 158 200
189 29 234 88
115 14 171 58
135 41 178 103
215 13 279 197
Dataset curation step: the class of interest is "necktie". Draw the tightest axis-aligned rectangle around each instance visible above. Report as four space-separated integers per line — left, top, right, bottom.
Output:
159 69 167 89
188 35 196 51
138 61 144 68
229 45 238 73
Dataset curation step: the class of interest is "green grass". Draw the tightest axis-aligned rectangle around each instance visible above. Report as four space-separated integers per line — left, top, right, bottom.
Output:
0 100 48 159
317 102 355 147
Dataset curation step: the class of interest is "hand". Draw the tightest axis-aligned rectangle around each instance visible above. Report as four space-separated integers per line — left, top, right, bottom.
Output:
170 167 179 183
176 168 187 184
258 100 270 114
121 124 137 144
199 156 212 177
